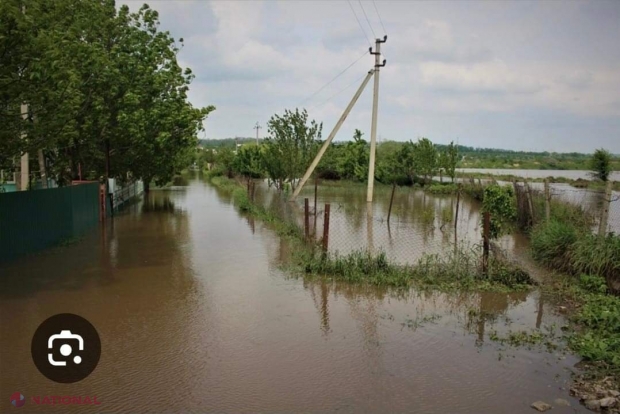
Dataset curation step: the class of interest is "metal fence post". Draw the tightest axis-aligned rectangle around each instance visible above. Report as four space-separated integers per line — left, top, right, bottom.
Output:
598 180 613 237
323 203 331 251
482 211 490 275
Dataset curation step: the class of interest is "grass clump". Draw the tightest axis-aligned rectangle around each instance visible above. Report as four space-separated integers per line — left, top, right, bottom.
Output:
425 183 458 195
297 248 534 292
530 220 579 272
571 234 620 290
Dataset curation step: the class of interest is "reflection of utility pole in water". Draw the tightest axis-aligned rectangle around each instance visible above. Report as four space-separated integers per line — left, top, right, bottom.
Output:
320 279 330 335
536 293 544 330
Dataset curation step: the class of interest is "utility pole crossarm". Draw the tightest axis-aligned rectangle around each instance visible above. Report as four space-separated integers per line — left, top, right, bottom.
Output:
290 69 375 201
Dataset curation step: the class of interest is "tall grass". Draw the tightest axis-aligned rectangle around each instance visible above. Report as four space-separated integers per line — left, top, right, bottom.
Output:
571 234 620 291
530 218 620 292
297 248 533 292
530 220 579 272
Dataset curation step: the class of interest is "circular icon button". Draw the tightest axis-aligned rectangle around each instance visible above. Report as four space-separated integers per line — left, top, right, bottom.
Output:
31 313 101 383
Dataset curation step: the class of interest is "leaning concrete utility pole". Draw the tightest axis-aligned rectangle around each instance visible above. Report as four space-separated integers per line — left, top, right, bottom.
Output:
254 122 262 146
366 35 387 203
290 69 375 201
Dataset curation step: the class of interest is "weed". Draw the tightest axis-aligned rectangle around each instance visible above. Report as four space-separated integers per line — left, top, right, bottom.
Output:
530 220 579 272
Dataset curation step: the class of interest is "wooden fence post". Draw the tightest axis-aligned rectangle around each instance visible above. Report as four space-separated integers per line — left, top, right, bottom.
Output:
544 179 551 222
387 182 396 224
525 181 535 227
304 198 310 241
454 184 461 242
598 180 613 237
323 203 331 251
482 211 490 275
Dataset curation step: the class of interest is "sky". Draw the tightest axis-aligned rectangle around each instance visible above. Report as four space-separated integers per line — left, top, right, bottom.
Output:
121 0 620 153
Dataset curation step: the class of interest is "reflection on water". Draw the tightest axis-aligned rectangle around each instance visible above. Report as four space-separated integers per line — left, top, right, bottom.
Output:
0 175 588 413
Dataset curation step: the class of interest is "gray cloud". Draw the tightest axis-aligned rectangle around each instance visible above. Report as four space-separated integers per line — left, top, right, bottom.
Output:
120 0 620 153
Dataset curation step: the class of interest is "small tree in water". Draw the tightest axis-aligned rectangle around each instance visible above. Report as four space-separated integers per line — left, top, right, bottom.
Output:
589 148 612 182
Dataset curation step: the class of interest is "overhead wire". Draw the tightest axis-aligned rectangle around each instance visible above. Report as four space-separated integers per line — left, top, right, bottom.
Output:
308 72 369 112
296 50 368 108
372 0 388 36
358 0 377 40
347 0 372 48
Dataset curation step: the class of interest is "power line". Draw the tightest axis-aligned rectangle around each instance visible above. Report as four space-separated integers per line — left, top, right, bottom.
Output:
372 0 388 36
309 72 369 112
347 0 372 48
358 0 377 40
296 50 368 108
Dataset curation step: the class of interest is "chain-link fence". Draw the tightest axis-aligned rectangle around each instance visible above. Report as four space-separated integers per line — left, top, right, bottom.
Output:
246 178 617 283
513 180 619 235
250 181 515 269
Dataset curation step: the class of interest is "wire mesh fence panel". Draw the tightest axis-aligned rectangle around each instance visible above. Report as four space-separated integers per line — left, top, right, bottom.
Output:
249 179 619 275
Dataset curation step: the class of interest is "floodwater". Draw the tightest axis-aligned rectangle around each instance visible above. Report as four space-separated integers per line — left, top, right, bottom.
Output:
458 168 620 181
0 174 589 413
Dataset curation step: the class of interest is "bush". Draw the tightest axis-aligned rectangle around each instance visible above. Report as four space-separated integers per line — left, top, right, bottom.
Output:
571 234 620 291
530 220 579 272
482 184 516 238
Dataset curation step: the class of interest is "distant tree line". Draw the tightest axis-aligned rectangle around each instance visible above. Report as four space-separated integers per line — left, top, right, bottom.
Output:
200 108 459 190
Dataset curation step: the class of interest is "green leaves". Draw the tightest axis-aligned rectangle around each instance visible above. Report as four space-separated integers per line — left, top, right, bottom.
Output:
482 184 517 239
263 108 322 191
589 148 612 182
1 0 213 185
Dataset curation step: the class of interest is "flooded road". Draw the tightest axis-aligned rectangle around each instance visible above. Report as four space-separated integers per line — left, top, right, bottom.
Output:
0 175 588 413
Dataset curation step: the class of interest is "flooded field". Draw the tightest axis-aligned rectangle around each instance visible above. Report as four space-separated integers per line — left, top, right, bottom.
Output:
457 168 620 181
0 174 589 413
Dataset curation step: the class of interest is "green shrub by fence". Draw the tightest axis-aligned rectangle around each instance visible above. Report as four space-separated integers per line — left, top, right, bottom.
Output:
0 183 100 262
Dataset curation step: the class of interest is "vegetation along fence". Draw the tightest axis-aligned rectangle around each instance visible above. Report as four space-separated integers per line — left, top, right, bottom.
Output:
0 182 100 263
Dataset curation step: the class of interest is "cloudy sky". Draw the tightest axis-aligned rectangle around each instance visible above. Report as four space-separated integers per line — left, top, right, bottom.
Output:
122 0 620 153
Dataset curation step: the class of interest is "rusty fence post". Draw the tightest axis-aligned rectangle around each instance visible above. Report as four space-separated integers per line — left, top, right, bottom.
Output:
304 198 310 241
482 211 490 275
323 203 331 251
598 180 613 237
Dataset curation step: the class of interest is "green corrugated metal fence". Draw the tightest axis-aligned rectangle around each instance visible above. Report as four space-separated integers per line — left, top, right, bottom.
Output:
0 183 100 263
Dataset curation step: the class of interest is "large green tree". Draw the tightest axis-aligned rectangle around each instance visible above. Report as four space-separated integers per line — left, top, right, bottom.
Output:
0 0 213 188
263 108 322 191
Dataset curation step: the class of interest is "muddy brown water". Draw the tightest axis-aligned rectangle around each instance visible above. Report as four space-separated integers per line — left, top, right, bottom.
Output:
0 175 589 413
